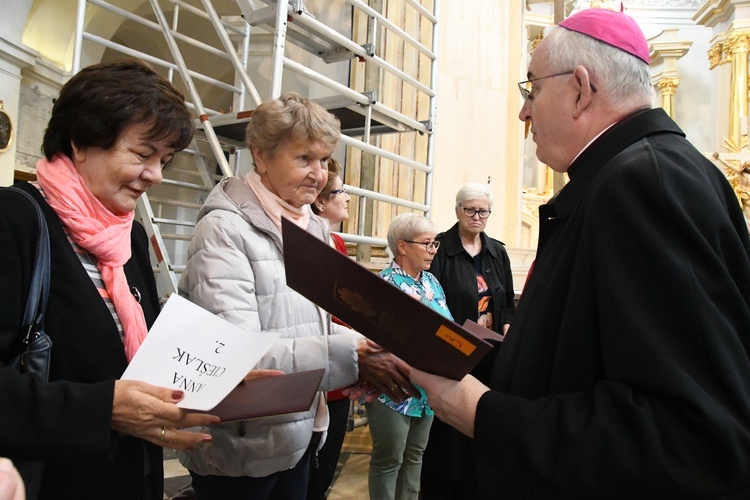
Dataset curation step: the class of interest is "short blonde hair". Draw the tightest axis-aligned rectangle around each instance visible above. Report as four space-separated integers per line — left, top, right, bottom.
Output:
386 213 437 255
245 92 341 162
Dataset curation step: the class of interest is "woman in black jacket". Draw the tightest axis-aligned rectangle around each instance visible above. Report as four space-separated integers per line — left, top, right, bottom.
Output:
0 59 217 500
420 182 515 500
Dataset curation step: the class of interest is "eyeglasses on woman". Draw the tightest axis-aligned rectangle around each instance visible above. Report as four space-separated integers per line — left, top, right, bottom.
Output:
403 239 440 251
460 206 491 219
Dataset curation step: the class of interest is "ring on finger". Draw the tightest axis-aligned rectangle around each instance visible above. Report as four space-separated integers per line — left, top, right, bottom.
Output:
160 427 166 442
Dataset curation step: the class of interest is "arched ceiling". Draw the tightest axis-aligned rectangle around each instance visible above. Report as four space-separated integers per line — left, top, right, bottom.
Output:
23 0 241 72
23 0 245 110
21 0 355 111
23 0 82 70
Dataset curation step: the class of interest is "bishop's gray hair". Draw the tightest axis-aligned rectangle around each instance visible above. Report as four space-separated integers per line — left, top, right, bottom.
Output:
542 25 654 113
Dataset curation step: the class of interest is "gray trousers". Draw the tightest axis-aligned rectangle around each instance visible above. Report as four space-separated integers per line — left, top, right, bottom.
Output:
366 400 434 500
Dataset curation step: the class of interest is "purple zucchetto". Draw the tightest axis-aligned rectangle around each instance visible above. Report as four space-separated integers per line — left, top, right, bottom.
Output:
559 8 650 64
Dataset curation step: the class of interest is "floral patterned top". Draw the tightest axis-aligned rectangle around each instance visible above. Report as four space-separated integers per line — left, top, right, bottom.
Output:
377 261 454 417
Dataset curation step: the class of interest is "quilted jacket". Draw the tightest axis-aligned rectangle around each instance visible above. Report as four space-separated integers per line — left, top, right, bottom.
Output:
177 177 360 477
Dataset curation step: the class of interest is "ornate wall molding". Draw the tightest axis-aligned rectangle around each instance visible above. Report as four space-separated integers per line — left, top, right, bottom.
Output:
657 77 681 95
725 30 750 55
625 0 703 6
656 76 680 116
708 40 725 69
706 30 750 69
529 32 544 53
569 0 702 9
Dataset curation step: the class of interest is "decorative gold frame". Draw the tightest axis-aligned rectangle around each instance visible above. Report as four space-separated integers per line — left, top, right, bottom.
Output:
0 101 13 154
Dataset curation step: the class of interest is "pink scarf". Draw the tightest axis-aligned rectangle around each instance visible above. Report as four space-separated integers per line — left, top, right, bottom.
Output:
244 170 310 230
37 154 148 361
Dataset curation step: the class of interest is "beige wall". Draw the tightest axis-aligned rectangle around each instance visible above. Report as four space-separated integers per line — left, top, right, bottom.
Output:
430 1 524 246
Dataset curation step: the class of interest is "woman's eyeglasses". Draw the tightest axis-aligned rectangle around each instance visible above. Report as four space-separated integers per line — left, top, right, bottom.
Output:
403 240 440 251
460 206 491 219
329 187 347 196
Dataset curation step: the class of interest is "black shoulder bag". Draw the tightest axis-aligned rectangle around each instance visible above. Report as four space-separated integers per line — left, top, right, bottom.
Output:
10 187 52 379
8 187 52 500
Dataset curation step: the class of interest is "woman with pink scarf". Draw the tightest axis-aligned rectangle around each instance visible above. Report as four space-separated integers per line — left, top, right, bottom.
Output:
0 59 217 499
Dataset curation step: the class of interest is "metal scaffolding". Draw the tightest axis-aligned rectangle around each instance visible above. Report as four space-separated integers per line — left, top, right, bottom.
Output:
73 0 440 297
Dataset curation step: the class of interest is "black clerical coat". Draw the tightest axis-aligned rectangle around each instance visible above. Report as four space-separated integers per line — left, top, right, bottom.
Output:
422 224 516 493
0 182 162 499
474 108 750 498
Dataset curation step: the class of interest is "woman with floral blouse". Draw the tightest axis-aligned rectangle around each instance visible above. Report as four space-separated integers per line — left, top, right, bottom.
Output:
367 213 453 500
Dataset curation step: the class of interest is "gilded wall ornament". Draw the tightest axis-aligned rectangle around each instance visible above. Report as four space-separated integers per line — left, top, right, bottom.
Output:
656 77 680 96
713 140 750 224
0 101 12 154
725 31 750 56
569 0 703 11
707 42 724 69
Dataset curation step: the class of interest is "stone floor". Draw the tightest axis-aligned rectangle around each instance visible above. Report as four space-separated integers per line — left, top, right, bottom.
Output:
328 423 372 499
163 419 372 499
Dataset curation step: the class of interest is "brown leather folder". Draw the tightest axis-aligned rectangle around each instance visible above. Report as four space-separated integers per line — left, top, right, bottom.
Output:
282 217 503 380
193 368 325 422
460 318 505 344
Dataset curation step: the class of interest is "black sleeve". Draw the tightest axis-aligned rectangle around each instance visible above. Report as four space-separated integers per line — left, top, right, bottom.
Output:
0 187 116 461
428 233 447 281
500 246 515 325
127 220 161 326
473 150 750 497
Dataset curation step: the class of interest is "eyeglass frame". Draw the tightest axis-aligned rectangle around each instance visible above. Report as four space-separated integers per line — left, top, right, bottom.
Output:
459 206 492 219
402 239 440 251
518 70 597 105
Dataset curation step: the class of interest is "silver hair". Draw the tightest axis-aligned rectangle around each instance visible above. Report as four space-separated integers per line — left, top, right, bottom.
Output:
386 213 438 255
455 183 493 210
543 25 654 112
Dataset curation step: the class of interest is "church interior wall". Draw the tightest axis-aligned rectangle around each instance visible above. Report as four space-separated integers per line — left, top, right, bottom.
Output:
1 0 745 293
430 1 518 242
673 25 715 152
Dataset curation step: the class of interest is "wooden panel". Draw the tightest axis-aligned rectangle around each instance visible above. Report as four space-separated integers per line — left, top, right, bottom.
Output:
344 0 436 246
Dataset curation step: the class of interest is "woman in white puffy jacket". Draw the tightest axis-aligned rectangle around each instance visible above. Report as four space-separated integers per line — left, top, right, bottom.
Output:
178 92 416 500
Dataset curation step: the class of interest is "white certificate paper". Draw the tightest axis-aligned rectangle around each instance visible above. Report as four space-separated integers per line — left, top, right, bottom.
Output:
121 294 279 411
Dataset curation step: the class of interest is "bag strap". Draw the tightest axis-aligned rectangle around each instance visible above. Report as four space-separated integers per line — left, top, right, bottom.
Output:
8 187 50 345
